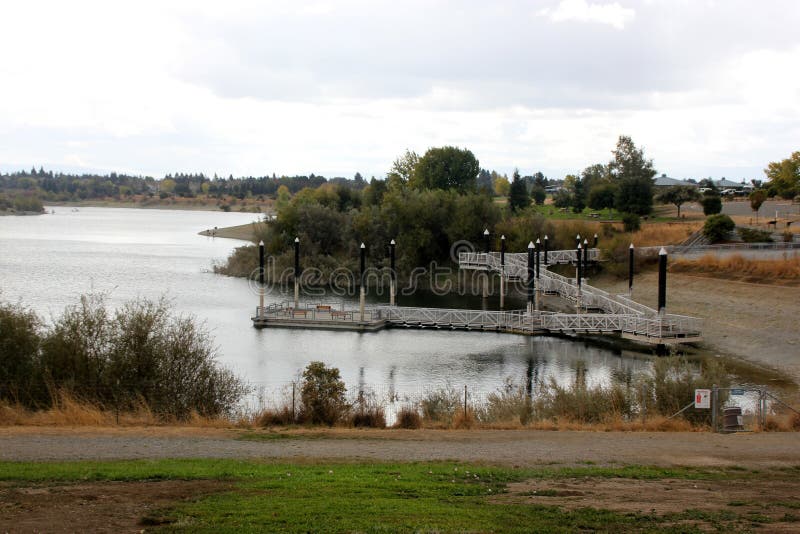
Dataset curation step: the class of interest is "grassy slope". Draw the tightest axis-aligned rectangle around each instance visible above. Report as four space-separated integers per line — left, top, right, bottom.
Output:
1 459 791 533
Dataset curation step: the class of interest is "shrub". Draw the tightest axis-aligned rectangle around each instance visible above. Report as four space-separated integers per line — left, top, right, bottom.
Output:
782 231 794 243
351 406 386 428
257 406 296 426
621 212 640 232
477 379 533 425
3 294 247 419
643 356 730 425
701 195 722 216
394 407 422 429
702 214 735 243
534 379 634 423
420 386 461 425
738 227 773 243
0 301 42 406
351 391 386 428
299 361 349 426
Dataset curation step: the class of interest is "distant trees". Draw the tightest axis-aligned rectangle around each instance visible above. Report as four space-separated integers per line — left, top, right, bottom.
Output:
656 185 701 218
508 169 530 212
764 151 799 199
409 146 480 193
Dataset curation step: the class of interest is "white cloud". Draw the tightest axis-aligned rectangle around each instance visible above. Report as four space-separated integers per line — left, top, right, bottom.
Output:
539 0 636 30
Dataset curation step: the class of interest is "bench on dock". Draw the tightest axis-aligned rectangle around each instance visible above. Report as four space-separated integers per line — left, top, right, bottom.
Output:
290 309 308 318
316 305 332 312
331 310 353 320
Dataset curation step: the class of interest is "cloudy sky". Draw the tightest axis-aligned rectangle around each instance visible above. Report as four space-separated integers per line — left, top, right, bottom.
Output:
1 0 798 181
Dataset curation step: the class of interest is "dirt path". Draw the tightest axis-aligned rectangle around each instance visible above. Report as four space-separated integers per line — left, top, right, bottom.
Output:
1 427 798 468
595 271 800 381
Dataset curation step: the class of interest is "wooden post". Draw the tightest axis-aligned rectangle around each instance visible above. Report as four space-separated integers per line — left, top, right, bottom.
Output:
464 385 468 421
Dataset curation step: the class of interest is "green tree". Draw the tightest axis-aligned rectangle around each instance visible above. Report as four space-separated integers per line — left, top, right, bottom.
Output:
508 169 530 212
386 149 419 190
587 183 618 212
300 361 348 426
703 214 735 243
764 151 799 199
609 136 656 215
409 146 479 193
530 185 546 206
701 195 722 216
656 185 701 218
749 189 767 222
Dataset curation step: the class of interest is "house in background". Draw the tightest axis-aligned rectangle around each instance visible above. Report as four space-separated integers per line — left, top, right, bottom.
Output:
653 173 698 189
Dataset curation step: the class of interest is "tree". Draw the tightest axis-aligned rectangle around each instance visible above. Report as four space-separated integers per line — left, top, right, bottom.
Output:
530 186 546 206
749 189 767 222
508 169 530 212
609 136 656 215
587 183 618 211
493 176 510 196
656 185 701 218
701 195 722 216
409 146 479 193
703 214 735 243
764 151 800 199
300 361 348 426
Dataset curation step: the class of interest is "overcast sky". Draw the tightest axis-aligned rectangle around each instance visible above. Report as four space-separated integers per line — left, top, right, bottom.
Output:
1 0 798 181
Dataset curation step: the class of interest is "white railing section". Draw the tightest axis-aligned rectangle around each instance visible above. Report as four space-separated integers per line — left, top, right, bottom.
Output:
461 250 648 316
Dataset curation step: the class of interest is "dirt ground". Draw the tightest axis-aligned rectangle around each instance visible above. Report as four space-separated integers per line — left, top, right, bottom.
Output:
0 479 230 533
595 271 800 382
497 476 800 530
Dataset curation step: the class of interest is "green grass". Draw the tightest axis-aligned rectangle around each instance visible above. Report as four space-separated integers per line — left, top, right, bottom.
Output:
0 460 774 533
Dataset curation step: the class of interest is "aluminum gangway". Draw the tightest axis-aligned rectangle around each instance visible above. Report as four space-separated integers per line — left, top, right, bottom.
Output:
458 249 702 343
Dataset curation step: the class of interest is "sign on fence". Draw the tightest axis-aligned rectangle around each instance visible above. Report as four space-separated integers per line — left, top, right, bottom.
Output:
730 388 745 396
694 389 711 409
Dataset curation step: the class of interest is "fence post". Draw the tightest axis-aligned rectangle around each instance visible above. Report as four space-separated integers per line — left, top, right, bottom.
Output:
711 384 717 432
292 382 296 423
464 385 468 421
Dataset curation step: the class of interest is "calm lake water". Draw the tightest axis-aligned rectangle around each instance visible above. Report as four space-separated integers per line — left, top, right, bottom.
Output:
0 207 654 405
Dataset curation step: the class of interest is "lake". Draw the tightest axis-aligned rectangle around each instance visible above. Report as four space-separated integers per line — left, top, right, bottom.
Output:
0 207 654 408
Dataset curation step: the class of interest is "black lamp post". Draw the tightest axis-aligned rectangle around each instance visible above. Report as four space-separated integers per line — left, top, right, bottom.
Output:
527 241 534 313
658 247 667 315
258 240 265 315
543 235 548 265
628 243 635 296
294 237 300 308
359 242 366 320
389 239 396 306
500 235 506 308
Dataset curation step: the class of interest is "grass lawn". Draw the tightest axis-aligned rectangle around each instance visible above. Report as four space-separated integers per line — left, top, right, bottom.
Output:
3 460 797 532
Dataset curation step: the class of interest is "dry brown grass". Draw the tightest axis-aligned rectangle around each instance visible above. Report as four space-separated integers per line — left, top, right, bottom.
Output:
0 391 234 428
670 254 800 282
632 222 701 247
764 412 800 432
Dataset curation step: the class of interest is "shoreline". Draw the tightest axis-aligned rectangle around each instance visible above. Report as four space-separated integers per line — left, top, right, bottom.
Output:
44 199 272 214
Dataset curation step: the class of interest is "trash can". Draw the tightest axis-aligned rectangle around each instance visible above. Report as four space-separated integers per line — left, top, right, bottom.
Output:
723 407 744 432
